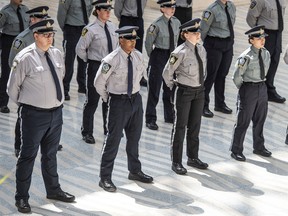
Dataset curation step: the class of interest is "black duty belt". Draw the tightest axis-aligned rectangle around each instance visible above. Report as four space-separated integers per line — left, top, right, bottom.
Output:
243 81 265 86
177 83 202 90
21 104 63 112
109 92 139 99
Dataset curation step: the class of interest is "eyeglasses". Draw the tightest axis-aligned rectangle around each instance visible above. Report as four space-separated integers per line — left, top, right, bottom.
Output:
37 32 55 38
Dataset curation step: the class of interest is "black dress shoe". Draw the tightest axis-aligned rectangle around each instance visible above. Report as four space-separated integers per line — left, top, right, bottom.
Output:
99 179 117 192
140 77 147 87
0 106 10 113
187 158 208 169
268 92 286 103
172 162 187 175
47 190 75 202
203 107 214 118
285 135 288 145
231 152 246 161
214 105 232 114
15 199 31 213
253 149 272 157
82 134 95 144
128 171 153 183
78 88 86 94
58 144 63 151
146 122 158 130
15 149 20 158
65 94 70 101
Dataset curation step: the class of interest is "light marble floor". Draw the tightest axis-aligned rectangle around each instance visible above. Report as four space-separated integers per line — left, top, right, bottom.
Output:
1 1 288 215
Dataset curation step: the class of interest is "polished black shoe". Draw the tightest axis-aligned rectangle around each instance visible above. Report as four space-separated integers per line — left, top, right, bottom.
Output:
253 149 272 157
231 152 246 161
146 122 158 130
187 158 208 169
202 107 214 118
214 105 232 114
268 92 286 103
128 171 153 183
58 144 63 151
15 199 31 213
285 135 288 145
172 162 187 175
47 190 75 202
0 106 10 113
78 88 86 94
65 94 70 101
82 134 95 144
99 179 117 192
140 77 147 87
15 149 20 158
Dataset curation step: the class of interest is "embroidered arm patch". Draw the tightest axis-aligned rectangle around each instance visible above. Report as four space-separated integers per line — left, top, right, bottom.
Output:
13 39 23 50
101 63 111 74
148 24 156 34
202 11 212 21
238 57 247 68
169 55 178 65
250 1 257 9
81 28 88 37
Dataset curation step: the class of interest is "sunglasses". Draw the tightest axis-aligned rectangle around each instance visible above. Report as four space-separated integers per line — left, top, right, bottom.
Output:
37 32 55 38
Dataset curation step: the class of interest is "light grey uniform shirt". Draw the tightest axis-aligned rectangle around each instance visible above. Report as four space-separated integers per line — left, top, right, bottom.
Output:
284 44 288 64
163 41 207 89
57 0 93 30
76 19 118 62
145 15 181 57
114 0 147 19
7 43 65 108
200 0 236 40
233 46 270 89
95 47 145 102
0 3 29 36
9 28 33 67
246 0 286 30
175 0 192 8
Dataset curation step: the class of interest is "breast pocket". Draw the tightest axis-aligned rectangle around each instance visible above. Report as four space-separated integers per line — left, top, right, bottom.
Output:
181 58 195 75
214 13 226 28
111 67 126 89
27 66 44 83
247 61 259 79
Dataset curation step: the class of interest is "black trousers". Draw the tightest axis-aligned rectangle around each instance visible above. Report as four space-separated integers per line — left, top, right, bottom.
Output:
174 7 192 45
203 36 234 108
63 25 87 95
15 107 21 150
0 34 15 107
82 60 108 136
171 85 204 163
146 48 174 123
231 82 268 154
15 105 63 201
264 30 282 94
119 16 144 52
100 93 142 179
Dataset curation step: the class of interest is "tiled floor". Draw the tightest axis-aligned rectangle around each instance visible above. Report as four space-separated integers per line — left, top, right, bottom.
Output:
1 1 288 215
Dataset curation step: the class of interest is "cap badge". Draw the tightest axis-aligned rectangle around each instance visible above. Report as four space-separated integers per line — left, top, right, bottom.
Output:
194 22 200 28
259 28 264 35
46 21 52 28
42 9 47 15
132 29 137 36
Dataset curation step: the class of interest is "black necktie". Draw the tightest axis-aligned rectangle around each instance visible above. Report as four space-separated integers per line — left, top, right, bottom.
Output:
45 52 62 101
225 4 234 39
168 19 174 53
81 0 89 25
275 0 283 32
259 49 265 80
127 55 133 97
104 23 113 53
195 45 204 85
187 0 192 5
136 0 142 18
16 7 24 32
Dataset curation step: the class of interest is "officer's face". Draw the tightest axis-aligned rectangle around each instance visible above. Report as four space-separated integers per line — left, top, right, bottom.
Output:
250 37 266 49
11 0 23 5
185 32 201 45
161 7 175 18
34 31 54 51
97 8 111 22
119 38 136 54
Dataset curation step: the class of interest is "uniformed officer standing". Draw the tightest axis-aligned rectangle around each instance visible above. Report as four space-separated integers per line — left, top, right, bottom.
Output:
200 0 236 118
230 26 272 162
163 18 208 175
7 19 75 213
145 0 181 130
246 0 287 103
95 26 153 192
0 0 29 113
174 0 193 45
284 45 288 144
8 6 50 158
57 0 93 100
114 0 148 86
76 0 118 144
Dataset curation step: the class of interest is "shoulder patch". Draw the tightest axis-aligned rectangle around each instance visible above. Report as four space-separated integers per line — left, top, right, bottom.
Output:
148 24 156 34
238 57 247 68
81 28 88 37
101 63 111 74
250 1 257 9
169 55 178 65
12 39 23 50
202 11 212 21
60 0 66 3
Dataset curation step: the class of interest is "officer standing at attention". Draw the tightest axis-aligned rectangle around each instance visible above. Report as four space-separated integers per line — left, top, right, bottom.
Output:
200 0 236 118
163 18 208 175
0 0 29 113
95 26 153 192
7 19 75 213
57 0 93 100
230 26 272 162
76 0 118 144
114 0 148 86
145 0 181 130
246 0 287 103
174 0 193 45
283 45 288 144
8 6 50 158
